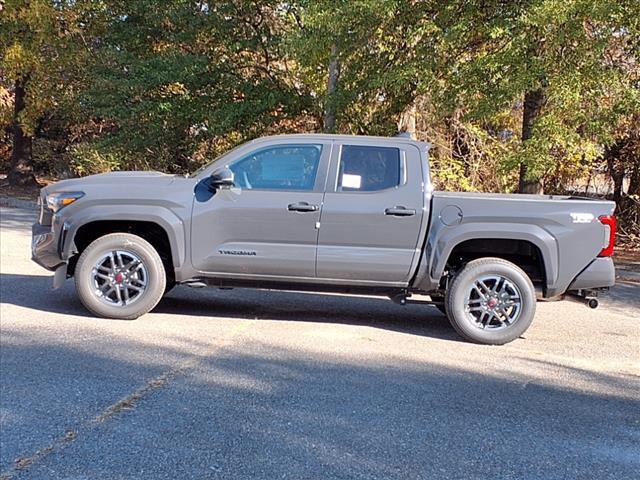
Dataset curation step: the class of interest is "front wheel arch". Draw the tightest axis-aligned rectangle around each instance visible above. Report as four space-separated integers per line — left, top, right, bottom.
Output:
69 220 175 285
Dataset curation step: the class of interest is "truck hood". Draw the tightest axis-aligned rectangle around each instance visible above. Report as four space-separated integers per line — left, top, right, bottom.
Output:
43 171 179 194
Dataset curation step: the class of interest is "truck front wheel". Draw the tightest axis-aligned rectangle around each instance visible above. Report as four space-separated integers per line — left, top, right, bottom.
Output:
75 233 166 320
445 257 536 345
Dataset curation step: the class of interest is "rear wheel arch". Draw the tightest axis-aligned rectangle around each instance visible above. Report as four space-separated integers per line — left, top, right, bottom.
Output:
443 238 547 288
430 227 557 296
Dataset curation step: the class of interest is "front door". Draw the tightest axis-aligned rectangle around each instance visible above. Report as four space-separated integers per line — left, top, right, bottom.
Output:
191 141 330 278
316 142 426 283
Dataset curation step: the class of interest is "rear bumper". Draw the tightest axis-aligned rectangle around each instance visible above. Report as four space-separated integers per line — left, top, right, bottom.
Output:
567 257 615 291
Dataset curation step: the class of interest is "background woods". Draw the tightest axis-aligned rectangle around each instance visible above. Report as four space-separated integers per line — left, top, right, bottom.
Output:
1 0 639 243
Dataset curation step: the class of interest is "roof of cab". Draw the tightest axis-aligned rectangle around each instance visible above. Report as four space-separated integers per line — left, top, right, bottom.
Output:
247 133 430 149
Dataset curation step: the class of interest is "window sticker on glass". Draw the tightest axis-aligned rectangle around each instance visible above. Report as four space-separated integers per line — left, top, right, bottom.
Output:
341 173 362 189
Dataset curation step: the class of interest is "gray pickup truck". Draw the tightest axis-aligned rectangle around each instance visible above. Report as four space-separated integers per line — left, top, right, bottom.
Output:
32 134 617 344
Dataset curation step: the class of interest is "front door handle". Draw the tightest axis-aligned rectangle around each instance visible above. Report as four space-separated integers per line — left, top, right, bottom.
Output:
385 206 416 217
288 202 319 212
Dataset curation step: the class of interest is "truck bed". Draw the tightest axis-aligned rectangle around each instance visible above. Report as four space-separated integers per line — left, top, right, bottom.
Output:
420 191 616 297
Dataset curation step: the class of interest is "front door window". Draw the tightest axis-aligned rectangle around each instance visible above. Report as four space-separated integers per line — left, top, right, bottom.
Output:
229 144 323 191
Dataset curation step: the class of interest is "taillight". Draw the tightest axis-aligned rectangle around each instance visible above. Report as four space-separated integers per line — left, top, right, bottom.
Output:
598 215 616 257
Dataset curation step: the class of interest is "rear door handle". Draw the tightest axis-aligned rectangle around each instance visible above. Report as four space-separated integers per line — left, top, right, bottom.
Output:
288 202 319 212
385 206 416 217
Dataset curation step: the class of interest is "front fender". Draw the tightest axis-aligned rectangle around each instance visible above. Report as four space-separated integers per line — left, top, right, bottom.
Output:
62 204 187 271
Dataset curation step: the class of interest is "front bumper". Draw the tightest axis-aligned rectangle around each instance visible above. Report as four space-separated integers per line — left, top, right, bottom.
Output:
567 257 616 291
31 221 66 271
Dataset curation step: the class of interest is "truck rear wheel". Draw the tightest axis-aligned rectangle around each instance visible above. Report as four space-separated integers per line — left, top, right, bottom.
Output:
445 257 536 345
75 233 166 320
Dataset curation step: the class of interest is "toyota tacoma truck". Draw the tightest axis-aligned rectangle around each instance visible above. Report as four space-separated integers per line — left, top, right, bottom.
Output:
31 134 617 344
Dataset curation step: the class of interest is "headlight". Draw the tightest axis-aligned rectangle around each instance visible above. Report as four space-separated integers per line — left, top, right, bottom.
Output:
46 192 84 212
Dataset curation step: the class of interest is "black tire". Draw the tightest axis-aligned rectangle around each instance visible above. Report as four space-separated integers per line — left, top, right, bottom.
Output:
430 295 448 316
75 233 166 320
444 257 536 345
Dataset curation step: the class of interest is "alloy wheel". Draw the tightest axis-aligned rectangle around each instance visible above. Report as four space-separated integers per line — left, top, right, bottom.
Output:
91 250 148 306
464 274 522 330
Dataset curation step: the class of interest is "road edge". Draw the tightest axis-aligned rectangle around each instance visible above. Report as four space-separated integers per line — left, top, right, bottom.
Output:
0 196 38 210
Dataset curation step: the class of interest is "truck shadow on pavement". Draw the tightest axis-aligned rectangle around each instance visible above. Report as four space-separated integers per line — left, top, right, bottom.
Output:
1 329 638 479
0 273 460 342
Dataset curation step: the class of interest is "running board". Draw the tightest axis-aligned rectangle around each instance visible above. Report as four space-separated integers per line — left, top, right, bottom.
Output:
389 292 444 307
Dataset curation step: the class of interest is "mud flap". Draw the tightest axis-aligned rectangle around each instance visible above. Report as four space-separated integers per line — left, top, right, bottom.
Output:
52 263 67 290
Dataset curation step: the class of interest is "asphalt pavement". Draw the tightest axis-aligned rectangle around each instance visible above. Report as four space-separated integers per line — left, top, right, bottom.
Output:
1 207 639 479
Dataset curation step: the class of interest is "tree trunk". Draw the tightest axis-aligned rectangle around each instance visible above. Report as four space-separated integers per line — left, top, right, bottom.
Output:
323 43 339 133
628 158 640 196
605 144 625 203
397 102 416 139
518 88 545 194
8 79 37 187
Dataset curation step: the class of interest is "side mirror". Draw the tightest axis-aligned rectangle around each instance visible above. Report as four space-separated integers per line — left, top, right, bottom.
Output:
209 167 234 189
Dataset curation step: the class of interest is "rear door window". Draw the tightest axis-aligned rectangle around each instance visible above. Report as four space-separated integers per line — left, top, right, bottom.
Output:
337 145 402 192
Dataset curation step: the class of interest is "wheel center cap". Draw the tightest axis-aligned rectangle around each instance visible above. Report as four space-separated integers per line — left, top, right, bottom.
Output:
487 297 498 308
115 273 124 283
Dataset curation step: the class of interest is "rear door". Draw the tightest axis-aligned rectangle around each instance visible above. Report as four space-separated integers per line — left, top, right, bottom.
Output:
316 141 426 283
191 141 330 278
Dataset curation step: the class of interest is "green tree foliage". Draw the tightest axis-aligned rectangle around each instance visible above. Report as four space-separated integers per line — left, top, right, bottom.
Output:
1 0 84 184
286 0 639 194
1 0 639 220
288 0 437 135
426 0 640 192
75 0 313 173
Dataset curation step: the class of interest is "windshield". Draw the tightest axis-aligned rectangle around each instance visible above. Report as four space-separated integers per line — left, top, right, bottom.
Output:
188 142 247 178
